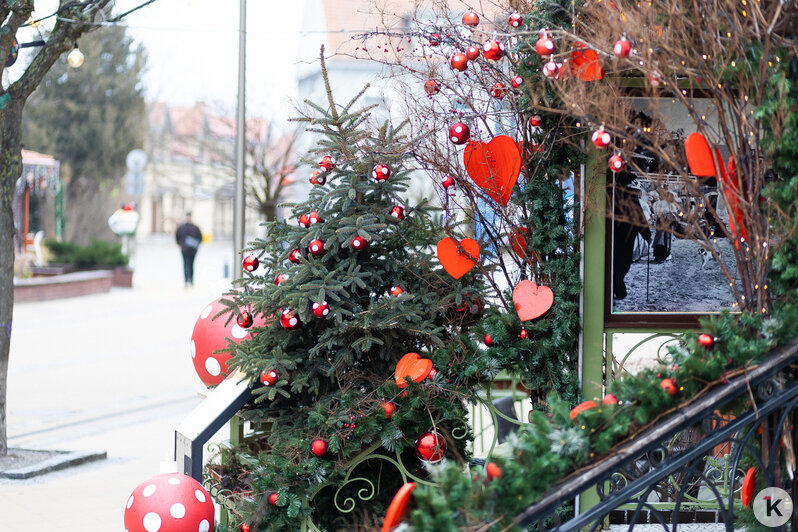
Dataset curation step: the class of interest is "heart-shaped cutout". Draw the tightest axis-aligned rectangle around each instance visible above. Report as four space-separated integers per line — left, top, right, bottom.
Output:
509 227 531 258
570 44 604 81
463 135 521 206
437 237 480 279
685 132 717 177
395 352 433 388
513 280 554 321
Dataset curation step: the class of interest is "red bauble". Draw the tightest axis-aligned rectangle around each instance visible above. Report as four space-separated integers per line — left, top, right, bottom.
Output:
542 61 560 78
535 37 555 57
519 328 529 339
427 367 438 379
609 154 626 172
382 401 396 420
602 394 619 405
465 46 480 61
260 369 279 386
319 154 336 171
242 255 259 272
268 493 279 506
308 211 323 225
274 273 289 286
389 285 404 297
613 37 631 58
660 378 678 396
449 122 470 145
241 525 251 532
309 170 326 185
529 115 542 127
237 311 254 329
697 333 715 349
424 79 441 95
490 82 506 99
124 473 215 532
484 334 494 346
462 11 479 26
298 214 310 228
280 309 300 330
450 53 468 72
191 297 264 387
591 128 612 148
508 12 523 28
415 431 446 462
288 248 302 263
310 439 328 457
510 75 523 88
390 205 406 220
428 33 441 46
482 40 504 61
442 175 456 189
312 301 330 318
486 462 503 480
308 239 325 256
351 236 369 250
372 164 391 182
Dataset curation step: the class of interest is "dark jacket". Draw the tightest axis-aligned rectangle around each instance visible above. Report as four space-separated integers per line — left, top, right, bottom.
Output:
176 222 203 253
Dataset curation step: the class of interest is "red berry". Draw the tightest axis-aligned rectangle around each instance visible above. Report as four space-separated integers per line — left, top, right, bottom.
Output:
490 82 506 99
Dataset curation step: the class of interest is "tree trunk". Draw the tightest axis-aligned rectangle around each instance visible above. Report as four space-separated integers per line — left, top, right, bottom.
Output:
0 100 24 457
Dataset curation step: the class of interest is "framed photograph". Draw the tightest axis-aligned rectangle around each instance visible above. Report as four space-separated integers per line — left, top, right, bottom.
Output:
604 98 740 328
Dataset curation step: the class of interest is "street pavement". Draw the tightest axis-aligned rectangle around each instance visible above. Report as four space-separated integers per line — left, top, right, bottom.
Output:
0 235 236 531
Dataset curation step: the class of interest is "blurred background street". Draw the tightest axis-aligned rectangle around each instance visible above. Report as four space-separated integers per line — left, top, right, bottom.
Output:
1 236 233 531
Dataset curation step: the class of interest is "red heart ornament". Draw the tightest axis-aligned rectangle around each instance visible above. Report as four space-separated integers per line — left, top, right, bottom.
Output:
437 237 480 279
513 280 554 321
570 44 604 81
685 132 717 177
509 227 530 258
463 135 521 206
394 352 433 388
382 482 416 532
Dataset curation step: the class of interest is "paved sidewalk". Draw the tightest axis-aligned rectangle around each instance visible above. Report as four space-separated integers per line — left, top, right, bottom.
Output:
0 236 236 532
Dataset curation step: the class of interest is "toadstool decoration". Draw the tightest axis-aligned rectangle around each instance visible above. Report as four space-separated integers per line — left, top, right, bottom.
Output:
124 473 215 532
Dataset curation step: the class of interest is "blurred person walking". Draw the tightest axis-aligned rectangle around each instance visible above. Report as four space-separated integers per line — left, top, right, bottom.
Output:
175 213 203 286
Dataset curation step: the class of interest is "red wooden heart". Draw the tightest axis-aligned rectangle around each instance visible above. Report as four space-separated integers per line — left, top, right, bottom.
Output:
382 482 416 532
463 135 521 206
685 132 717 176
437 237 480 279
509 227 530 258
513 280 554 321
741 467 756 508
570 44 604 81
394 352 433 388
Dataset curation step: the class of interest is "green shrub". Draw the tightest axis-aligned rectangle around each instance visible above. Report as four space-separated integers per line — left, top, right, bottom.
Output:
44 239 129 267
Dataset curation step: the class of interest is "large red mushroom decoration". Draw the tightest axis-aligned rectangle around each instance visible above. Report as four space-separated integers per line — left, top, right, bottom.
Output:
124 473 215 532
191 297 265 387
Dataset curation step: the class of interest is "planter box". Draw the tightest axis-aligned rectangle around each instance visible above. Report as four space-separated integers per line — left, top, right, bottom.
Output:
14 270 114 302
111 266 133 288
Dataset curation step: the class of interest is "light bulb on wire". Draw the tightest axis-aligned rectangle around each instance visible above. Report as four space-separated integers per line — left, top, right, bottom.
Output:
67 43 83 68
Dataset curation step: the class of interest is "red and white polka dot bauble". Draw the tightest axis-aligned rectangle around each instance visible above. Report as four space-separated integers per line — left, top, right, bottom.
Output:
390 206 406 220
424 79 441 95
237 311 254 329
449 122 470 145
592 128 612 148
308 239 325 256
535 37 555 57
428 33 441 46
351 236 368 250
450 53 468 72
372 164 391 182
609 154 626 172
613 37 631 58
308 211 323 225
309 170 326 185
288 248 302 263
389 286 404 297
465 46 480 60
529 115 542 127
298 214 310 228
260 369 279 386
490 82 506 99
319 155 336 172
511 75 523 88
509 12 523 28
542 61 560 78
462 11 479 26
242 255 259 272
274 273 289 286
124 473 215 532
482 40 504 61
191 297 265 387
442 175 456 189
280 309 300 330
312 301 330 318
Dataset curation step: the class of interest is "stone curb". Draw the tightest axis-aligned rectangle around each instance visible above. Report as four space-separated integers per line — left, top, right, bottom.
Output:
0 449 107 479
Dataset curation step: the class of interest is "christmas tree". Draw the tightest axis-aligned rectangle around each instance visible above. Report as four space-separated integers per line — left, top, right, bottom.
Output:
218 50 485 530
